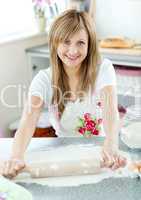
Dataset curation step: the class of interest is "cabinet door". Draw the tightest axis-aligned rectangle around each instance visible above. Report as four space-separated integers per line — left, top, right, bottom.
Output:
27 55 50 80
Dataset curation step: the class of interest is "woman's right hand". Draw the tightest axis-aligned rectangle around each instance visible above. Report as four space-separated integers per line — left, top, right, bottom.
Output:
0 158 26 179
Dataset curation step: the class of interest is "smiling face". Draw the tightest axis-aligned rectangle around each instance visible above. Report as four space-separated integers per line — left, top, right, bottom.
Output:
57 29 88 71
49 10 99 116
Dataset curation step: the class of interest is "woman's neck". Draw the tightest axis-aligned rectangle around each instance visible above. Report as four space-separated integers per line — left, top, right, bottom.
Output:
63 64 80 80
68 75 79 102
63 65 80 101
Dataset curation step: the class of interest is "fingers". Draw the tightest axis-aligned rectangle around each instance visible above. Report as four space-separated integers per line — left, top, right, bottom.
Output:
0 159 25 179
3 160 17 179
102 151 127 170
14 160 25 171
111 155 121 170
119 156 127 167
9 161 19 178
102 150 116 168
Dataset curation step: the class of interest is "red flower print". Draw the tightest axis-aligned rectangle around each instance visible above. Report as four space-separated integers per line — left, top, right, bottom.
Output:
92 129 99 135
85 120 95 130
84 113 91 121
77 113 101 137
78 127 86 135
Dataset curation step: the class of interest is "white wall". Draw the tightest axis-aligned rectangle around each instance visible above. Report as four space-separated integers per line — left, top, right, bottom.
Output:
95 0 141 43
0 34 47 136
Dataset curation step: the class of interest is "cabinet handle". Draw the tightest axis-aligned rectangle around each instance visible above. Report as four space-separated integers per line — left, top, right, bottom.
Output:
32 65 38 70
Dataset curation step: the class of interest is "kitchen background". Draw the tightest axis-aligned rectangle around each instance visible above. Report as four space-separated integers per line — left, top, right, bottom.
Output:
0 0 141 137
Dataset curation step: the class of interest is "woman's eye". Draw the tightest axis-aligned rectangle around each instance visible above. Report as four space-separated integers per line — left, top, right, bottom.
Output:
64 40 70 45
78 41 85 46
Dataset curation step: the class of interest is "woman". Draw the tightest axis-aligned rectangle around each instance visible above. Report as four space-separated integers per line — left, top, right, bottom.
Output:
0 9 126 179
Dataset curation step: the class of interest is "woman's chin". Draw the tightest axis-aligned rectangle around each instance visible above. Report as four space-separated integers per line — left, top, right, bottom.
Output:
64 61 81 69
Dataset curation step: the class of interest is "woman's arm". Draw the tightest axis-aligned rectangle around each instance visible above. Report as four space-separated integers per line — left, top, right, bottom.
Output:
11 96 44 159
100 85 119 146
100 85 126 169
0 96 44 178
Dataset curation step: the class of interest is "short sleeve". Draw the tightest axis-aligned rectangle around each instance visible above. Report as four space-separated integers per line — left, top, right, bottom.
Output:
95 59 116 92
28 68 52 107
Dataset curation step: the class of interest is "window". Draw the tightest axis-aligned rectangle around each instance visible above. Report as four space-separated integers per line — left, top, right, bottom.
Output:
0 0 37 42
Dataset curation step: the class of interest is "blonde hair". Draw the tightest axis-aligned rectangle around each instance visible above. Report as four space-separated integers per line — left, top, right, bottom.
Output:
48 9 101 116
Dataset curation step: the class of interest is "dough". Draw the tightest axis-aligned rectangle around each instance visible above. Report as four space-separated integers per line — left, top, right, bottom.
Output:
14 145 132 187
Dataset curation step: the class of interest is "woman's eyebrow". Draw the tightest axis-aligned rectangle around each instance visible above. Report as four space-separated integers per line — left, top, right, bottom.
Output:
78 39 87 42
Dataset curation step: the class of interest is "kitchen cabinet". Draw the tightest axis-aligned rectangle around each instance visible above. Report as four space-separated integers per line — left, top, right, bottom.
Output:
100 47 141 67
26 44 50 81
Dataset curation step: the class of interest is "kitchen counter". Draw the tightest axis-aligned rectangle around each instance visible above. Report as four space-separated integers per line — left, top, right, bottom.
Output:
100 47 141 67
26 43 49 58
0 137 141 200
26 44 141 67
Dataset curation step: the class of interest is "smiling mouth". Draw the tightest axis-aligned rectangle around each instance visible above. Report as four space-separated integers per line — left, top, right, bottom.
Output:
66 55 80 61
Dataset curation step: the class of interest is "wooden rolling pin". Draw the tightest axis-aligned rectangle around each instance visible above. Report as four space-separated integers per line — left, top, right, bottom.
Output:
21 158 103 178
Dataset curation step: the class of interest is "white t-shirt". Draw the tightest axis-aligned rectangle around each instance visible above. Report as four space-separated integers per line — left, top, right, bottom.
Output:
28 59 116 137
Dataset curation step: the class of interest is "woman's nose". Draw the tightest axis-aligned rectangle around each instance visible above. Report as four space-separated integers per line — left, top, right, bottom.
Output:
68 45 78 55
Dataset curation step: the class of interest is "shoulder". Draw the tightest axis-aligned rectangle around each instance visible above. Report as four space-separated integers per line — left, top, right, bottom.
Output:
95 59 116 92
37 67 52 81
29 67 52 92
28 67 53 105
98 58 114 73
30 67 52 86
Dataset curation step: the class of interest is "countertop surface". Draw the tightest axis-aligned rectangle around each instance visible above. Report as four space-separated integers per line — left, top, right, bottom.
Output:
0 137 141 200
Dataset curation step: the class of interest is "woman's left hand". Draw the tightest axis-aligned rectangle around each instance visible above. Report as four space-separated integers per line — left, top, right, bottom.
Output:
101 139 127 170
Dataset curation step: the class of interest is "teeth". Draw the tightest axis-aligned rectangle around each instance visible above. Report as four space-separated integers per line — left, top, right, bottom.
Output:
67 56 78 60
